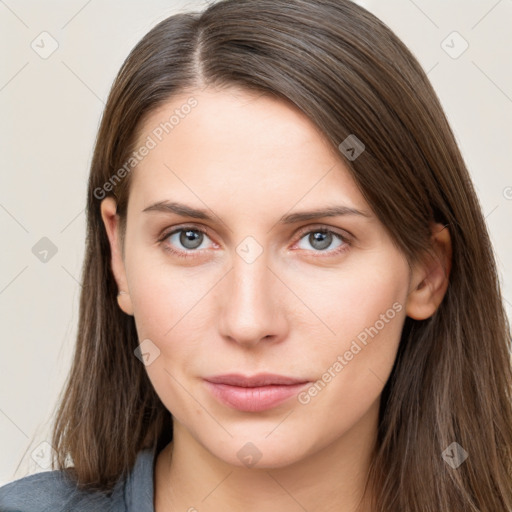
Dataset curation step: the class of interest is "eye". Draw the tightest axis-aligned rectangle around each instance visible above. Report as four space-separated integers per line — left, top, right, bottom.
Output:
294 227 350 255
158 225 351 259
159 226 215 258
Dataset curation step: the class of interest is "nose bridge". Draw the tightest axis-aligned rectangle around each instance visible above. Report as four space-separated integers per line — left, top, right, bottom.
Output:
218 238 284 345
233 249 270 308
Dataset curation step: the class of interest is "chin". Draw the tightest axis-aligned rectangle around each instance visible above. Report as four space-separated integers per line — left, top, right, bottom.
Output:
205 435 310 470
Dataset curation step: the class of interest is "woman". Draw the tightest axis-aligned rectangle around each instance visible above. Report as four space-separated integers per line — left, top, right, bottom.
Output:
1 0 511 510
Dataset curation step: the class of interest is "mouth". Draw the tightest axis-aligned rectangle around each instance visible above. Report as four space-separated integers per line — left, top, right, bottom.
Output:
203 373 311 412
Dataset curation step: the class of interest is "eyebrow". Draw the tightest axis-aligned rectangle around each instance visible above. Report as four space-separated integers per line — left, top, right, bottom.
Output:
142 200 370 223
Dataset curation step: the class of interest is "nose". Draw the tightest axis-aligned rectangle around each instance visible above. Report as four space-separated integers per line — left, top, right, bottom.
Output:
217 249 289 348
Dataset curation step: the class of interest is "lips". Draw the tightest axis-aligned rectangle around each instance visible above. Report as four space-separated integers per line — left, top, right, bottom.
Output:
203 373 310 412
204 373 308 387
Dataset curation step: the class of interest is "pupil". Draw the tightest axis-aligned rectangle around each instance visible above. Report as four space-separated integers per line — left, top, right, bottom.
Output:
181 230 202 249
311 231 331 250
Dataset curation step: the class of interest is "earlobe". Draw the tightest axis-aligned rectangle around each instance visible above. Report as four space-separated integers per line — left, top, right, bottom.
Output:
116 290 134 316
100 197 134 316
406 223 452 320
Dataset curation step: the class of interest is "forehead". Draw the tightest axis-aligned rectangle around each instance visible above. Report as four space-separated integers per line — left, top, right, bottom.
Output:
129 87 367 214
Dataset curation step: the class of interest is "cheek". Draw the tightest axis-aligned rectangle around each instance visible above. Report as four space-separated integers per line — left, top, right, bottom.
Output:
289 250 409 347
125 246 216 411
126 239 203 339
290 252 408 408
128 266 205 423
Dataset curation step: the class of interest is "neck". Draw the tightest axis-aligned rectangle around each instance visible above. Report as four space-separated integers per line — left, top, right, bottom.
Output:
155 401 379 512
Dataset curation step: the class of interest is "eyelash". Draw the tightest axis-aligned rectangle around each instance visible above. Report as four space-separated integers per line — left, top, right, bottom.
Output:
157 224 352 259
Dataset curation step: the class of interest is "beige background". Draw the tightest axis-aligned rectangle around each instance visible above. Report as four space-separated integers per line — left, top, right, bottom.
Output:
1 0 511 485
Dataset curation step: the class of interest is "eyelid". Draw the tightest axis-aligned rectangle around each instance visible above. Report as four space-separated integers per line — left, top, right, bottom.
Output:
158 223 215 242
292 223 353 242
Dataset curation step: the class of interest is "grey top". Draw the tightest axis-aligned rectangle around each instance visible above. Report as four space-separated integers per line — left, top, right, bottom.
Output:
0 447 157 512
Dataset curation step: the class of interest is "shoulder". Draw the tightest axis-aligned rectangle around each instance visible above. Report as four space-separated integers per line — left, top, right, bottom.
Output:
0 447 156 512
0 469 115 511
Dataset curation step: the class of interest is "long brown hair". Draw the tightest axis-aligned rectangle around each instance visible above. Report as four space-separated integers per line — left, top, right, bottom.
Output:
44 0 512 509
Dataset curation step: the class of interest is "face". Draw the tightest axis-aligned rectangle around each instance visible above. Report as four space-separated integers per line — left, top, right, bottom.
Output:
102 88 416 469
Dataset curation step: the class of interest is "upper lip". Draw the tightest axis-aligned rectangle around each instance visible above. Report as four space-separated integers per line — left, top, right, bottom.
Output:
204 373 309 387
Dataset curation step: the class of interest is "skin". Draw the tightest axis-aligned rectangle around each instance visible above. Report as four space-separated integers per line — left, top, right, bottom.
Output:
101 88 451 512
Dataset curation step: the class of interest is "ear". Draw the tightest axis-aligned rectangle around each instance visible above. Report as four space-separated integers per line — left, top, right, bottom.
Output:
406 222 452 320
100 197 134 316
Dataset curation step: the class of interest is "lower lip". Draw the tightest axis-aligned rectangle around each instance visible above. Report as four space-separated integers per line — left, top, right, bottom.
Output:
204 381 310 412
